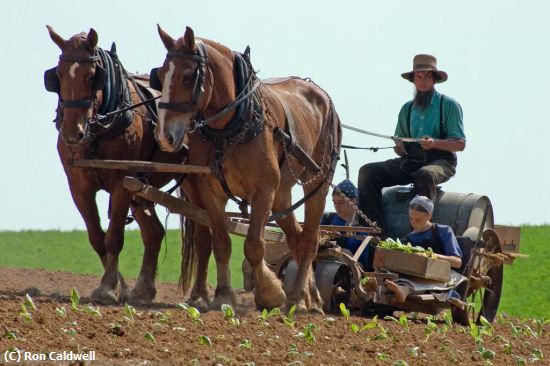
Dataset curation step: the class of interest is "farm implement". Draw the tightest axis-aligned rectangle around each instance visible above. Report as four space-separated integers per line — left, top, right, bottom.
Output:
69 158 526 325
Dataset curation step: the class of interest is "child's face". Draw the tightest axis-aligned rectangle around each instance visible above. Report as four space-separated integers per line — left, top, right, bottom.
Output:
409 208 431 231
332 194 356 219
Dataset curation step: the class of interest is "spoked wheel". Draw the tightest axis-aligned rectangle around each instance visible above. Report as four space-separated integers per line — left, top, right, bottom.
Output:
452 229 504 325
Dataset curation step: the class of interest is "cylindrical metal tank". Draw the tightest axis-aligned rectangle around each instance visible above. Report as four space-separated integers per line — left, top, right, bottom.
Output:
382 186 494 240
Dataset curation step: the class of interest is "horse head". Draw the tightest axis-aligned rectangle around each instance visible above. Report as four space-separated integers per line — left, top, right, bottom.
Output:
153 25 238 152
45 25 106 146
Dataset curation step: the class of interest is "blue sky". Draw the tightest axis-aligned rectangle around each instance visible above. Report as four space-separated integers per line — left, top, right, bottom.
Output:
1 0 548 230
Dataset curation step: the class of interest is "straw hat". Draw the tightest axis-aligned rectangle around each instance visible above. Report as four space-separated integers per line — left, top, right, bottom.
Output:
401 54 448 83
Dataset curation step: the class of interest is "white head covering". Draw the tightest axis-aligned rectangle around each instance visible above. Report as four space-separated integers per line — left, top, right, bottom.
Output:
410 195 434 214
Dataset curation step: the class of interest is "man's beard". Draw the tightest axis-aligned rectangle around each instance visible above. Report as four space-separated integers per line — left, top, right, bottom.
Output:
414 88 435 110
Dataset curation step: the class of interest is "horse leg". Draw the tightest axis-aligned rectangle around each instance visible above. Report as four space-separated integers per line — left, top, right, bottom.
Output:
272 190 308 312
186 223 213 312
208 213 238 311
126 201 164 305
292 183 329 314
68 186 127 297
246 190 287 310
91 187 130 304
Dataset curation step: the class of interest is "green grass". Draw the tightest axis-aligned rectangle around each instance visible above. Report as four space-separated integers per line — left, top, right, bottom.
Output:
0 230 244 287
500 225 550 319
0 226 548 318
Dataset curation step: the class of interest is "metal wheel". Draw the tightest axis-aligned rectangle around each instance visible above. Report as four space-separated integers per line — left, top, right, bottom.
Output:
281 259 353 313
315 260 353 313
452 228 504 325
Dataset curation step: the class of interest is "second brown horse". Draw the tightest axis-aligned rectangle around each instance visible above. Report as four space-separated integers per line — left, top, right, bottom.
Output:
152 25 342 312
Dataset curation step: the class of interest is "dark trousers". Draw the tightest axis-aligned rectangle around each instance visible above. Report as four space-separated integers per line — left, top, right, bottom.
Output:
357 158 456 232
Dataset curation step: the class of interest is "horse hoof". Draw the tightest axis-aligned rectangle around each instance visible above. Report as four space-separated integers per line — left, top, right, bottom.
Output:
255 286 286 310
188 297 210 313
286 301 308 315
309 304 325 315
90 287 118 305
209 287 237 311
126 285 155 306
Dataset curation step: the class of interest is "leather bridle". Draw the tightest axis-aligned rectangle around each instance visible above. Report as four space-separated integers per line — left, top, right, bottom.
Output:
151 41 260 131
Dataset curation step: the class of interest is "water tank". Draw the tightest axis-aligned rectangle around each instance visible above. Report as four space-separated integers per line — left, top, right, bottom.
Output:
382 186 494 240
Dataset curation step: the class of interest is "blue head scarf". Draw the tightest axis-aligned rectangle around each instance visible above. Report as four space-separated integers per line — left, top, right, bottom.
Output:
334 179 359 200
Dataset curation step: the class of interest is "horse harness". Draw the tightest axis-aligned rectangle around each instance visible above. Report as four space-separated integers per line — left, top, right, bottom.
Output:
151 42 340 220
44 44 147 145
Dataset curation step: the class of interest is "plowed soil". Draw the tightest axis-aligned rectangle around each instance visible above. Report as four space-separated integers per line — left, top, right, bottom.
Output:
0 268 548 365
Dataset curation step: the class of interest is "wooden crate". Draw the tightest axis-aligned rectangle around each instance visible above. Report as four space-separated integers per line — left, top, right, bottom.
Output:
373 247 451 283
494 225 521 253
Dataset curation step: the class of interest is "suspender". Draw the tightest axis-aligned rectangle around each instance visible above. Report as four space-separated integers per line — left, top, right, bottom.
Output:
406 94 446 139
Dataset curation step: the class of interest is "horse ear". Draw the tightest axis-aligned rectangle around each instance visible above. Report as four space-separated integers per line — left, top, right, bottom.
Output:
46 25 66 50
87 28 98 51
183 26 196 50
157 24 175 51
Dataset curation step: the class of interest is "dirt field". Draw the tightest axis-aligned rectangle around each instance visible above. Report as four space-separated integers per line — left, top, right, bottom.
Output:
0 268 548 365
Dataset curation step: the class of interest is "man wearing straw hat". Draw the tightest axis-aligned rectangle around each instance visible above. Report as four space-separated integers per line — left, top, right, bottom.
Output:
358 54 466 234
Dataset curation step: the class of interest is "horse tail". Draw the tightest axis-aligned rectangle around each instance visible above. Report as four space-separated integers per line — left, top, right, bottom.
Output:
178 191 197 295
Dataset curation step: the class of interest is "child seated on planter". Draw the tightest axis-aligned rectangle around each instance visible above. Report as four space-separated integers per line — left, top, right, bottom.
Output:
385 195 464 305
321 179 375 270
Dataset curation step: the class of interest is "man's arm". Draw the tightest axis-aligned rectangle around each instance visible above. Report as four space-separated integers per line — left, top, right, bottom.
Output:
420 137 466 152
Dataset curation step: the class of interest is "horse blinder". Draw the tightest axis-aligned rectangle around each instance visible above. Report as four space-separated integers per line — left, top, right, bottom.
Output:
92 65 107 91
44 67 60 93
149 67 162 91
44 65 106 94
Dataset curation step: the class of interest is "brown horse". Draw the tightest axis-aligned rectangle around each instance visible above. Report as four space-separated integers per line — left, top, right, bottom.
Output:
45 26 185 305
152 25 341 312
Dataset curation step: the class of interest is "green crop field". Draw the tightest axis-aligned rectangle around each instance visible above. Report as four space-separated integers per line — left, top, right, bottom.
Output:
0 226 548 318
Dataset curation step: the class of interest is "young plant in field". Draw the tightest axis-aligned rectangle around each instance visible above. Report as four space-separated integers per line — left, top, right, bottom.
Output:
179 305 203 325
61 327 77 341
339 302 350 320
70 288 80 311
24 293 37 311
239 339 252 349
424 317 438 342
3 330 17 340
375 352 390 361
84 305 102 318
153 311 171 327
443 311 453 328
408 346 420 357
515 356 527 365
384 314 409 332
393 360 409 366
530 349 544 362
123 303 136 322
532 318 550 338
55 306 67 318
144 331 156 344
509 322 522 337
19 304 33 322
287 344 300 356
198 335 211 346
221 304 240 326
373 323 389 341
298 323 318 344
283 304 297 328
361 315 379 331
259 307 280 326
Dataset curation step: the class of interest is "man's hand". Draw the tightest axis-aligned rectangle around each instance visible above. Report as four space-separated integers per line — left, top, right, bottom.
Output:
394 140 406 156
420 137 435 150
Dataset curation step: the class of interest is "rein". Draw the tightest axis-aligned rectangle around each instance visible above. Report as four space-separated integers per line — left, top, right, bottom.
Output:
342 123 424 143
